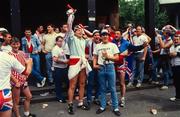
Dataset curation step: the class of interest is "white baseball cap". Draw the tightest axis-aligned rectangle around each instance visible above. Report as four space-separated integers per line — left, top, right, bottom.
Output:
100 29 110 35
0 27 8 32
92 30 99 35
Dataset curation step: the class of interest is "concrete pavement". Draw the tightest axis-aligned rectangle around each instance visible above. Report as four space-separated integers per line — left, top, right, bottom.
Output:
18 86 180 117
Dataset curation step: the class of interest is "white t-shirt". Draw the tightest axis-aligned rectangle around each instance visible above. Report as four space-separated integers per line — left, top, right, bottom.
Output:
0 52 25 90
132 35 148 53
52 45 68 68
93 42 119 65
170 44 180 66
57 33 70 55
1 45 12 53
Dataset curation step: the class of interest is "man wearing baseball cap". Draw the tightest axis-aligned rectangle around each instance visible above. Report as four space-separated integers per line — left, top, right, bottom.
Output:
93 29 121 116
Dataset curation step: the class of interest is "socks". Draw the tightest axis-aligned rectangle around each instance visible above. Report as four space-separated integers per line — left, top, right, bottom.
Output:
78 101 83 106
24 111 30 116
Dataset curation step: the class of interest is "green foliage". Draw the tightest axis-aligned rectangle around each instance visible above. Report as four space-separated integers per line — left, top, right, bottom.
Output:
119 0 168 29
154 0 169 29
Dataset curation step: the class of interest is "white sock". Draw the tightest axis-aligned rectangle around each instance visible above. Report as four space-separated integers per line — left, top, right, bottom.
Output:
24 111 30 116
114 108 119 111
121 97 125 100
78 101 83 106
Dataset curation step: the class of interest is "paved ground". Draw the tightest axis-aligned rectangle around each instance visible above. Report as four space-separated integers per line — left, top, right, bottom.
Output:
18 86 180 117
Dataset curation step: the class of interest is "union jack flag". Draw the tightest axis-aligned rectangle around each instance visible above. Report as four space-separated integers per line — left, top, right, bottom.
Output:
0 89 13 111
116 61 132 80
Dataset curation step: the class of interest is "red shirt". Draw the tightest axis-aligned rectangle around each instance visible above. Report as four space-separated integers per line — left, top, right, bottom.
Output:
26 37 33 53
109 32 115 42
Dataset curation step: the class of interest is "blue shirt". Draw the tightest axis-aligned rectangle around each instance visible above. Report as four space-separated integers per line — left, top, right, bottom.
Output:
112 38 144 53
21 35 41 53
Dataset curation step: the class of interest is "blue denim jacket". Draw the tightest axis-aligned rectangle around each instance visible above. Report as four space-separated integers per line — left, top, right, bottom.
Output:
21 35 41 53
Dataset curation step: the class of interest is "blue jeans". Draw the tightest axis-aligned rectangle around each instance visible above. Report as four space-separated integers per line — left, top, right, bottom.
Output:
45 52 53 82
150 56 160 81
30 54 44 82
130 52 145 83
98 64 118 110
53 67 68 100
87 68 100 102
160 55 172 86
147 47 157 81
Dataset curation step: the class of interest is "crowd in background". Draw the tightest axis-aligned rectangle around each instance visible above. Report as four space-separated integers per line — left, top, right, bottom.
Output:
0 8 180 117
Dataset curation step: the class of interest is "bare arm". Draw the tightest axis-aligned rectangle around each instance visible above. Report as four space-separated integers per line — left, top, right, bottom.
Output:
143 33 151 43
41 38 48 53
102 52 119 61
122 28 129 38
22 58 33 76
159 37 173 48
64 13 75 43
108 53 119 61
83 28 93 37
141 47 147 61
10 75 18 84
93 55 100 69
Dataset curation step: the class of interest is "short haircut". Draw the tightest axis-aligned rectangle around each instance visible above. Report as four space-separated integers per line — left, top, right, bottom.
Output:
136 25 143 30
11 37 20 43
24 27 32 31
55 36 63 42
61 23 67 27
115 30 122 34
2 31 10 37
47 24 55 28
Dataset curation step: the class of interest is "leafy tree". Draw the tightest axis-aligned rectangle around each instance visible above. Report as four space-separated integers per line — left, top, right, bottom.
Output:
119 0 168 29
154 0 169 29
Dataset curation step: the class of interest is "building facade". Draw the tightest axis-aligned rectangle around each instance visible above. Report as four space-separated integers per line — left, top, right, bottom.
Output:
0 0 119 36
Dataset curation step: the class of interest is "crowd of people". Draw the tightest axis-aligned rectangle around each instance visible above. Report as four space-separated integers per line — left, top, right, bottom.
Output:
0 8 180 117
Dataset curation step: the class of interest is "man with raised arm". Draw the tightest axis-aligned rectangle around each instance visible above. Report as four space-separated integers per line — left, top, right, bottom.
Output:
64 8 91 114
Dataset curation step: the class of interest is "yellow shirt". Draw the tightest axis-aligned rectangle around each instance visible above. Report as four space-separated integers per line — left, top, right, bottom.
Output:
43 32 58 52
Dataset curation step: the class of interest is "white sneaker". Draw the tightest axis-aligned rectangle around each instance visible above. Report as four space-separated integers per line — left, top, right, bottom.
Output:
170 97 180 102
127 82 133 87
120 97 125 107
170 97 176 101
41 77 46 87
160 86 168 90
136 83 142 88
37 83 43 88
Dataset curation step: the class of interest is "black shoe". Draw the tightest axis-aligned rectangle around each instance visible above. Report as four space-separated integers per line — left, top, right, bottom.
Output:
87 101 91 109
77 104 90 110
96 108 105 114
68 103 74 115
113 110 121 116
93 99 100 105
24 113 36 117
